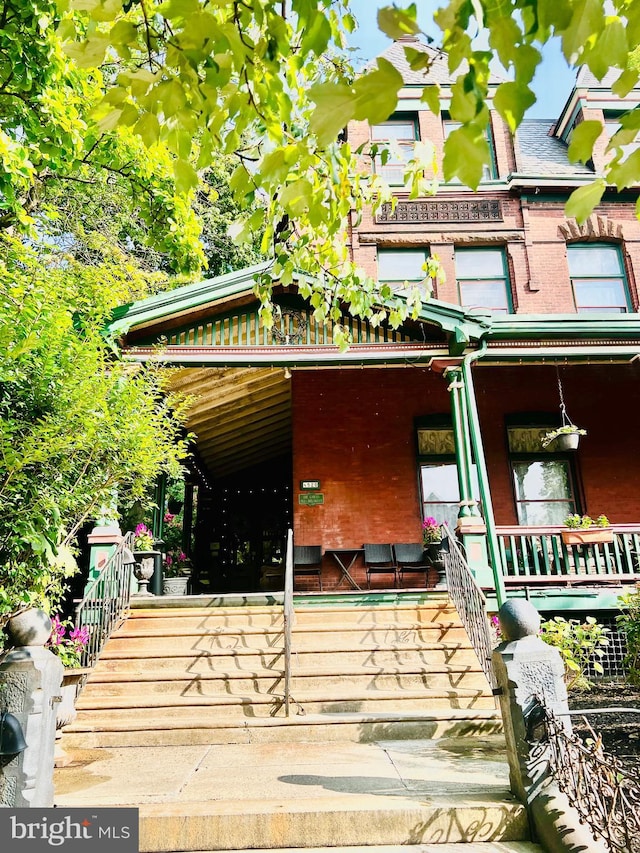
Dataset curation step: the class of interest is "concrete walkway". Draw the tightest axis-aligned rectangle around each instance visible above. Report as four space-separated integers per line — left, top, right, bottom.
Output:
54 734 538 851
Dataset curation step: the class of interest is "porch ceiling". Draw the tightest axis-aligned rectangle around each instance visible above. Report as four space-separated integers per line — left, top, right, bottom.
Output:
170 366 291 479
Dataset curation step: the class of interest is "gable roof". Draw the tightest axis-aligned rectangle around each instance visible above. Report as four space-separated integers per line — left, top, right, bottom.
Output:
368 36 505 87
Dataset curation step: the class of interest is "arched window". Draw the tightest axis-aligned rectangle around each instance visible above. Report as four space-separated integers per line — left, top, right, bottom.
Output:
567 243 630 313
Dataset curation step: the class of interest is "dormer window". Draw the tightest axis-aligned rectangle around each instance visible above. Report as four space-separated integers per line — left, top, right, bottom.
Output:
370 115 418 186
443 118 497 181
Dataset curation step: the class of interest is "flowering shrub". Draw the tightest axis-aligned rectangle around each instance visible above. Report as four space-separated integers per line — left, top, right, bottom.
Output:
133 523 155 551
422 517 442 545
46 615 89 668
164 550 190 577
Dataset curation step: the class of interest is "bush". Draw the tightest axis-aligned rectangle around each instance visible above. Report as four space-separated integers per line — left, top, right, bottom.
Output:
617 585 640 685
539 616 609 691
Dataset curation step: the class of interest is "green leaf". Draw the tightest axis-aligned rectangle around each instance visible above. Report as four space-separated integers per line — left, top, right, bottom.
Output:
377 5 420 40
562 0 604 65
421 85 441 116
565 178 606 223
63 36 110 68
608 149 640 191
351 58 404 124
443 124 489 189
135 112 160 148
612 69 640 98
585 18 628 81
173 159 198 194
567 120 602 164
280 179 313 216
309 82 356 147
300 12 331 57
493 82 536 132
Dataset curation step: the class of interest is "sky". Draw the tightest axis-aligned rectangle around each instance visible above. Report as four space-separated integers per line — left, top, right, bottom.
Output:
346 0 577 120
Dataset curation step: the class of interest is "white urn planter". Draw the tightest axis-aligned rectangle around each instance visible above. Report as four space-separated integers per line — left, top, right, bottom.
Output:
162 576 189 595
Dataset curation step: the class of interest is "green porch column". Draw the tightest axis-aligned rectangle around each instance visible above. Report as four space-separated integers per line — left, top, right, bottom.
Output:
443 366 493 589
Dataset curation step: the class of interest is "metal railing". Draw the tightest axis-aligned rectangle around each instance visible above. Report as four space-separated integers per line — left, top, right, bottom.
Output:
497 525 640 584
528 698 640 852
442 525 497 689
75 531 136 670
283 528 295 717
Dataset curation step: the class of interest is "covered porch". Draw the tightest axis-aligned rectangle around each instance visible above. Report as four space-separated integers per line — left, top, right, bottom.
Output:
110 268 640 608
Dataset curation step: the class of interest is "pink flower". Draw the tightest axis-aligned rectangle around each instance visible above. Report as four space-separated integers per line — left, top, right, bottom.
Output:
165 554 173 566
178 552 187 562
164 512 175 524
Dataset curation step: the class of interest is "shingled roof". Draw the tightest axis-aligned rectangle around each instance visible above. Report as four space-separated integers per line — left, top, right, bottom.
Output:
368 36 505 86
514 119 594 177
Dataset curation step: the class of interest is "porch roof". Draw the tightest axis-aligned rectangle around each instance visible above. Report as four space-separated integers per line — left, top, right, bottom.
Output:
110 269 640 479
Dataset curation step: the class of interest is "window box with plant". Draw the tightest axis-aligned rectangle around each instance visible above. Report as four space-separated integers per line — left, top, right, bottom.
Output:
561 514 613 545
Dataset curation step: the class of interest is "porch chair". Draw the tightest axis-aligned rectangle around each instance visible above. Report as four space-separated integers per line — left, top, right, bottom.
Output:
363 543 397 589
393 543 428 587
293 545 323 591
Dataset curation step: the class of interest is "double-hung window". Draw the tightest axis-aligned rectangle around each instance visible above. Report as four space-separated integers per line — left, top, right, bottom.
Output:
443 118 497 181
417 419 479 530
455 247 511 314
370 115 418 186
378 248 428 290
567 243 630 313
507 424 578 525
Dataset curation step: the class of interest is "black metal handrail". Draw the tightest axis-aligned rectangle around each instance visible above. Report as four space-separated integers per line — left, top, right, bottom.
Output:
442 524 497 689
75 531 136 670
283 528 294 717
529 697 640 852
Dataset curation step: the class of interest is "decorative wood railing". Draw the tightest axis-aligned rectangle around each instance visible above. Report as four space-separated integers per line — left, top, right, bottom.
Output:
496 525 640 585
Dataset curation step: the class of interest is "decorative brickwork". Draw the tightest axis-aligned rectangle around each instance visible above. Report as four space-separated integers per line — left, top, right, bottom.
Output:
377 199 503 223
558 214 625 241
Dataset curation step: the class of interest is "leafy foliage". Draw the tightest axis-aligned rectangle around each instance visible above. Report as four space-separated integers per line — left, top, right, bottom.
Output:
540 616 610 691
0 236 189 625
43 0 640 332
617 585 640 685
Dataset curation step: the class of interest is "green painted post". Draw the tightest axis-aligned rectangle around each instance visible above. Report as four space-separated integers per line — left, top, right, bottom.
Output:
445 367 473 519
462 349 507 608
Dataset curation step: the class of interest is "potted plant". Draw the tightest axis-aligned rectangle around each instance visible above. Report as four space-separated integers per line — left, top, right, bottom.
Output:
561 514 614 545
162 551 191 595
422 516 444 562
132 523 161 594
541 425 586 452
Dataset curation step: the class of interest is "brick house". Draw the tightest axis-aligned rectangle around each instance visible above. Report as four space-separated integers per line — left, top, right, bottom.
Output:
111 38 640 626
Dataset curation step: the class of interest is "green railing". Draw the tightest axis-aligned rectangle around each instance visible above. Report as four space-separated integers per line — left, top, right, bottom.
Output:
496 525 640 585
75 531 136 669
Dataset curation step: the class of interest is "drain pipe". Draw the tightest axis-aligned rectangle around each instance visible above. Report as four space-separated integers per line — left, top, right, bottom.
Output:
461 339 507 608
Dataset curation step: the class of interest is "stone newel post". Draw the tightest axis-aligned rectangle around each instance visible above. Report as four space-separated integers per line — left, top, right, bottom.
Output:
492 599 607 853
0 609 64 807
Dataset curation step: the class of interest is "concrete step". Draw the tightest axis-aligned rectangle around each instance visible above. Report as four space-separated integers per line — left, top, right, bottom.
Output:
75 685 495 716
126 602 458 629
81 665 488 698
102 624 469 656
54 737 528 851
61 708 502 748
172 846 542 853
135 796 528 851
91 643 481 673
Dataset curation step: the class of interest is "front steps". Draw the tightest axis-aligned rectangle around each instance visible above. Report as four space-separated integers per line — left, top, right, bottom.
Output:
64 594 498 749
55 594 543 852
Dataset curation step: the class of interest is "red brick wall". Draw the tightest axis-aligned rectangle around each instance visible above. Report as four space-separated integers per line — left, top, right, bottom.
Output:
291 363 640 588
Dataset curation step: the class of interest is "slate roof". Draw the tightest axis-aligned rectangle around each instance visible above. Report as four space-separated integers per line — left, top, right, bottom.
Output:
575 66 640 91
369 37 505 86
514 119 593 176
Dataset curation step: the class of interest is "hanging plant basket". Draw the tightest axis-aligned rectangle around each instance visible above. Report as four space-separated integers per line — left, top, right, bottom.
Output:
553 432 581 452
541 426 586 452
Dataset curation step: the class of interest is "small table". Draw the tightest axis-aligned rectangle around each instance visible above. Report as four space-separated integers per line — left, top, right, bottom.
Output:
326 548 364 590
